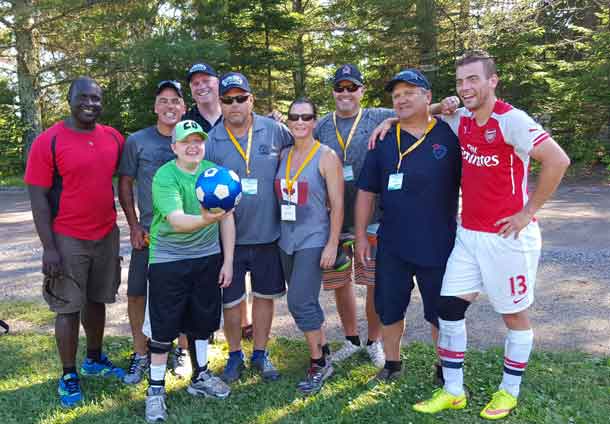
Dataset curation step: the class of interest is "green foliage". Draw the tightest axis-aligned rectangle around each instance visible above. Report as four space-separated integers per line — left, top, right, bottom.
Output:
0 301 54 326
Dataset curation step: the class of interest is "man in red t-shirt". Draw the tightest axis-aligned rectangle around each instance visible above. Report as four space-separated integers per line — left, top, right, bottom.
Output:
25 76 126 408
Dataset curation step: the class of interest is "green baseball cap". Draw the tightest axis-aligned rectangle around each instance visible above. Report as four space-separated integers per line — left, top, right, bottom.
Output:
171 120 208 144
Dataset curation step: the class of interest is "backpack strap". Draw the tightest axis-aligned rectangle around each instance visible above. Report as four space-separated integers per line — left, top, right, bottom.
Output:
48 135 62 219
0 319 9 334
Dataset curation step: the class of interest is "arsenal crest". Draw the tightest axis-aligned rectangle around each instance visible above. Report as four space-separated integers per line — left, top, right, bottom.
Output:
484 128 497 143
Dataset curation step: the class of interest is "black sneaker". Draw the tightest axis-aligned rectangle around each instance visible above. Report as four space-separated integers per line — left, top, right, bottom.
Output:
297 363 334 395
375 367 403 382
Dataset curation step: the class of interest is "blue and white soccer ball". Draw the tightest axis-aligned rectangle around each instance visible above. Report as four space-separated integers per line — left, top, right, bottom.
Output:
195 166 242 212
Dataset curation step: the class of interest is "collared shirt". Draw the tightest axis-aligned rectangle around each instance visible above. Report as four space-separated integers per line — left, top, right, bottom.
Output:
357 120 461 267
183 105 222 133
205 113 293 245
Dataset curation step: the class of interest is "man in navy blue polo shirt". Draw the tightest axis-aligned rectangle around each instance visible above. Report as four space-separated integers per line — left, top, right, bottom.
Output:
354 69 461 381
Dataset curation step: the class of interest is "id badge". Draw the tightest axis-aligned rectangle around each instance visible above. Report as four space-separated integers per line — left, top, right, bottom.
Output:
343 165 354 182
387 173 404 191
281 204 296 221
242 178 258 195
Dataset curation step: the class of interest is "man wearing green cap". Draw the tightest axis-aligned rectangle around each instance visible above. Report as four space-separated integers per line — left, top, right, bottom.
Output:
144 120 235 423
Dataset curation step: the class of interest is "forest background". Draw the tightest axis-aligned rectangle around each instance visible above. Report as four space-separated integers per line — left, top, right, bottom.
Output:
0 0 608 179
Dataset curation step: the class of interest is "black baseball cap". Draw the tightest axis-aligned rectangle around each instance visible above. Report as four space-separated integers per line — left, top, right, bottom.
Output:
219 72 251 96
333 64 364 86
155 80 183 97
187 62 218 83
385 69 431 92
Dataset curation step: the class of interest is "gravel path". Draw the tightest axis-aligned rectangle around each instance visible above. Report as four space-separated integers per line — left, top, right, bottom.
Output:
1 182 609 355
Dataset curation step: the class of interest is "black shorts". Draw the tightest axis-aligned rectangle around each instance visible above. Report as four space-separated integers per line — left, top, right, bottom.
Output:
147 255 222 343
222 243 286 308
375 246 444 327
127 247 148 297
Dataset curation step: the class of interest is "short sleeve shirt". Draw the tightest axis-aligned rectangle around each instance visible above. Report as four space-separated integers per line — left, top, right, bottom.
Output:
149 160 220 264
315 108 395 231
205 113 294 245
183 106 222 133
440 100 550 232
118 126 175 228
357 119 461 267
24 121 124 240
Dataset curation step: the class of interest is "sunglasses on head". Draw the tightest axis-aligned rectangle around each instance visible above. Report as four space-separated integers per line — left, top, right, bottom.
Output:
220 95 250 105
287 113 315 122
333 84 360 93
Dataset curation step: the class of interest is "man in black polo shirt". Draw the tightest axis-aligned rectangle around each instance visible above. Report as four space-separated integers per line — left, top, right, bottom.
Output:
354 69 461 381
183 62 223 132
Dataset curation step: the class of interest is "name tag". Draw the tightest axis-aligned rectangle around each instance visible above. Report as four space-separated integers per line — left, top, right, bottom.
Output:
387 173 404 191
281 204 296 221
343 165 354 182
242 178 258 195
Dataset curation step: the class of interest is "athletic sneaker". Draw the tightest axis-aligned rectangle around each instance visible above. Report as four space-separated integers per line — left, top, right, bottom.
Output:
375 367 403 382
366 341 385 368
330 340 361 362
123 352 150 385
170 347 191 379
80 354 126 379
221 354 245 383
333 247 352 272
480 389 518 420
251 351 280 381
145 386 167 423
187 369 231 399
58 373 82 408
297 363 334 395
412 388 467 414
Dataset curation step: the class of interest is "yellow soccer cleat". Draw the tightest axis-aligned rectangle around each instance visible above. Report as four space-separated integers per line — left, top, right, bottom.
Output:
413 388 467 414
480 389 518 420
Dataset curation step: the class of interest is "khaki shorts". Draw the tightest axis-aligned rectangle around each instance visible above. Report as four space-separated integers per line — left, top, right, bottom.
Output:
43 225 121 314
322 231 377 291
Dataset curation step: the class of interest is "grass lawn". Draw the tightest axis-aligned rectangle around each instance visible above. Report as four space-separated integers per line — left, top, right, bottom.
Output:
0 333 608 424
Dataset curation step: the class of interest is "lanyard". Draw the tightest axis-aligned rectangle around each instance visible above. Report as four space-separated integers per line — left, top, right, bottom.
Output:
396 118 437 172
226 124 253 175
333 108 363 162
285 141 321 195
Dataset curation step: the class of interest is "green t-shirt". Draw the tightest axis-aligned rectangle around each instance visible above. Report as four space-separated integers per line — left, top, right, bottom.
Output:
149 159 221 264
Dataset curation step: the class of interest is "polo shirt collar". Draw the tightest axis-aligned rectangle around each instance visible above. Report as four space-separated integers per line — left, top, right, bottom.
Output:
216 113 264 140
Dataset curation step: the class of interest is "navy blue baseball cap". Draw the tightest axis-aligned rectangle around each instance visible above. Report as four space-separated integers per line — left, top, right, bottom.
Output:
187 62 218 83
333 64 364 86
219 72 251 96
385 69 431 92
155 80 183 97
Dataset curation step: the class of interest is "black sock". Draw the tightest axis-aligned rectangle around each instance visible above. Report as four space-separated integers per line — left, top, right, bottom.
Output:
149 379 165 388
311 356 326 367
322 343 331 357
86 349 101 362
192 363 208 381
384 360 402 372
366 339 375 346
62 366 77 376
346 335 361 346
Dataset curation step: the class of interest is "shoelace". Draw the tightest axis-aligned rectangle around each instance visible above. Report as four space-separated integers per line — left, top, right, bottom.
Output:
127 354 144 374
175 349 187 367
64 377 80 394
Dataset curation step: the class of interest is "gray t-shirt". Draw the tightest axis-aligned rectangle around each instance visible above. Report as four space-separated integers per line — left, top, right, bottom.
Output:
118 126 176 228
205 113 293 245
315 107 395 231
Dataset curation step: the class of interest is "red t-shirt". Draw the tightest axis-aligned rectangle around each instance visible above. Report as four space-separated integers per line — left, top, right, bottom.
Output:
25 121 125 240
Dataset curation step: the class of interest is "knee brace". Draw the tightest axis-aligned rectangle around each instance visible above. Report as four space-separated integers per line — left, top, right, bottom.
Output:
438 296 470 321
148 339 172 354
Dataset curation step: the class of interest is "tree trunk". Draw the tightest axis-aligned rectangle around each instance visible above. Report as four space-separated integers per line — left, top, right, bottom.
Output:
13 0 42 161
292 0 306 97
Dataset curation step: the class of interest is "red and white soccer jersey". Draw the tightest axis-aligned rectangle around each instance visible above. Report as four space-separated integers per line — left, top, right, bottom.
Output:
442 100 550 232
440 100 548 312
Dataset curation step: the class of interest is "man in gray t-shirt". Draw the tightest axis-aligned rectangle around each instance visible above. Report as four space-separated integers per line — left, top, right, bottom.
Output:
118 80 188 384
315 64 394 368
205 72 292 384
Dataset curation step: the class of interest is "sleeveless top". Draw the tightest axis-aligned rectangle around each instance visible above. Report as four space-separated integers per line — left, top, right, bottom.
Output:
275 145 329 254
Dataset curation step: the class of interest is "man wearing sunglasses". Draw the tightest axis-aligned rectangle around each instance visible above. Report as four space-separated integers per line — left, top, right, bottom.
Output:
314 64 395 368
25 77 126 408
205 72 293 384
118 80 192 385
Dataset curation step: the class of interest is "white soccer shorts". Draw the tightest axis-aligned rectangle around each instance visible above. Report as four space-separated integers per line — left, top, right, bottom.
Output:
441 222 541 314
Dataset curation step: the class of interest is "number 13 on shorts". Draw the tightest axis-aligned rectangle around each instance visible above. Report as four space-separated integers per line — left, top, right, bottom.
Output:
509 275 527 296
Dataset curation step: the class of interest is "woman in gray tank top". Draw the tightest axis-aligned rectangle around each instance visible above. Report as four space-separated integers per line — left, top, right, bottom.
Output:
275 98 344 395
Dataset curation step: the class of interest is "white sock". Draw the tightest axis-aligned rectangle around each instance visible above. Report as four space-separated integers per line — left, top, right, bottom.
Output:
149 363 167 385
194 339 209 369
438 318 467 396
500 329 533 398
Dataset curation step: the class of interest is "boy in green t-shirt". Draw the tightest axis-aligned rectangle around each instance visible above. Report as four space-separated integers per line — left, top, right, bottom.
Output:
144 120 235 423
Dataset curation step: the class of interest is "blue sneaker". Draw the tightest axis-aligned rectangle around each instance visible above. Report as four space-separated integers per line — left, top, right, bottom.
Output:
80 354 126 379
220 353 245 383
58 373 82 408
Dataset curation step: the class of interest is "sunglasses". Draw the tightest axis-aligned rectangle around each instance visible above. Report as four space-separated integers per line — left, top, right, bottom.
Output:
220 95 250 105
287 113 315 122
333 84 360 93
